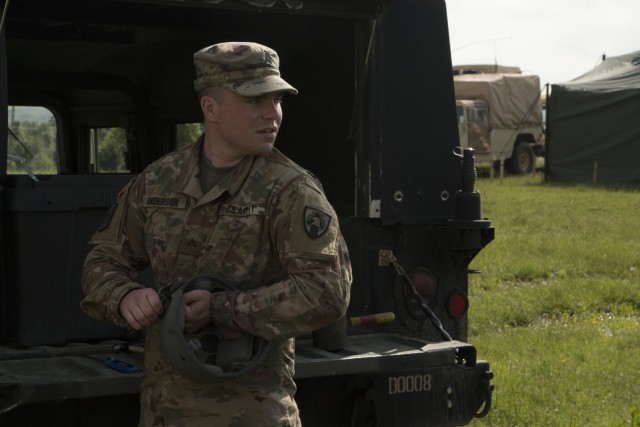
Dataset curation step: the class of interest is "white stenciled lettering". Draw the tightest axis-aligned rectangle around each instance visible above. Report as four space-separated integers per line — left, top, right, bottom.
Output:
388 374 432 395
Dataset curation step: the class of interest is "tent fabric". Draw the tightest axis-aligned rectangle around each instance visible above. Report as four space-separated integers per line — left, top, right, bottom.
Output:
548 50 640 185
560 51 640 92
453 73 542 128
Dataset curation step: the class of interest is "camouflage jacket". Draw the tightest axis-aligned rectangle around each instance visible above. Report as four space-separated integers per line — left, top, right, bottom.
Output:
81 136 352 426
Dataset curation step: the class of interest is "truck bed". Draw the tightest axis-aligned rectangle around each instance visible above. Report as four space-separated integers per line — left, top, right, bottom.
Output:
0 333 477 411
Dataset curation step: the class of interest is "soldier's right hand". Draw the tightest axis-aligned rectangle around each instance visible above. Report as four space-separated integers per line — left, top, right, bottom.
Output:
119 288 164 330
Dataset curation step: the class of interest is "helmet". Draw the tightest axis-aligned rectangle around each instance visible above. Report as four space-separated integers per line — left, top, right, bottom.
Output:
162 275 271 383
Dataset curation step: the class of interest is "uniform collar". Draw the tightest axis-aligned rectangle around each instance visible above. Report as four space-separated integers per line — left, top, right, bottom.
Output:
171 134 260 204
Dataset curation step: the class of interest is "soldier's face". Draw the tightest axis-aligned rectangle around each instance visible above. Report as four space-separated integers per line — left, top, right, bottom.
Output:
213 90 284 158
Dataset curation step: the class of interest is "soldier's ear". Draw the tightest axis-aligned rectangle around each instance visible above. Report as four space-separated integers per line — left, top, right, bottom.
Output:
200 95 220 122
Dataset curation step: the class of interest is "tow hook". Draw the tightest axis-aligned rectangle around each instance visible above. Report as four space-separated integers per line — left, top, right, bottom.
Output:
475 363 494 418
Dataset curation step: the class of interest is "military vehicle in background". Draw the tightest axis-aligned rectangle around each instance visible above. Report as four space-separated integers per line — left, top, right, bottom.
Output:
0 0 494 425
453 65 545 174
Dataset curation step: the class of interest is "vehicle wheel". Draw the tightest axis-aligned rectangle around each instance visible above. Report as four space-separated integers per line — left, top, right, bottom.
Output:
506 142 535 174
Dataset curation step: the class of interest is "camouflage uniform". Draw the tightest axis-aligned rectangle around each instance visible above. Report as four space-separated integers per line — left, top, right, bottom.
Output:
81 42 352 427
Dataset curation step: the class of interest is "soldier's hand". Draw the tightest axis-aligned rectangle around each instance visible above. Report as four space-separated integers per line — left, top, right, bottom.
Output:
120 288 164 330
183 289 212 334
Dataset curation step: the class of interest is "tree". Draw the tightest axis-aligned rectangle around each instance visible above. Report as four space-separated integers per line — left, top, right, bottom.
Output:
177 122 203 148
96 127 128 172
7 117 58 175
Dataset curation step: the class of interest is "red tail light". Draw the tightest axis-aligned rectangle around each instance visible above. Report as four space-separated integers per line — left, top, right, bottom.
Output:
409 268 438 299
447 292 469 318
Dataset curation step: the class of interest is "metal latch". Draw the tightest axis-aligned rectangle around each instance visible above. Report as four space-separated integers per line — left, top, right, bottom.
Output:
378 250 393 266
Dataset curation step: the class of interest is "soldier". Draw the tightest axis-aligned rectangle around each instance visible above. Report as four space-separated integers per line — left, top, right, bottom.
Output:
81 42 352 427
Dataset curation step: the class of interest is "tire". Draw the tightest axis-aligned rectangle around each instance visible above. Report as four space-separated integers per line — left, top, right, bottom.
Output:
506 141 535 174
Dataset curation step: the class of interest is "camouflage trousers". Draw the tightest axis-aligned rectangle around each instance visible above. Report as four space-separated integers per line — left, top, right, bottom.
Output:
139 383 301 427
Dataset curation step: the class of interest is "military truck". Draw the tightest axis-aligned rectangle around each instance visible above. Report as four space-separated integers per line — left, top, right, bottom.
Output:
453 68 545 174
0 0 494 425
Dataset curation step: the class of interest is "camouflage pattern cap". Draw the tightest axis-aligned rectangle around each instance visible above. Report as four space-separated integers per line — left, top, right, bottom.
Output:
194 42 298 96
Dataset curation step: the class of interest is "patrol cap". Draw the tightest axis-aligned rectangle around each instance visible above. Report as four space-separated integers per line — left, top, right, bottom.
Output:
193 42 298 96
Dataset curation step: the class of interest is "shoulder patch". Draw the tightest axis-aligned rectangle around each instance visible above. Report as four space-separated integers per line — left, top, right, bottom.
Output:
304 207 331 239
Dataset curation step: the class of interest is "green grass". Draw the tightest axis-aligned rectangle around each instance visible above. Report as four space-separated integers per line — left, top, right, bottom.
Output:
467 173 640 427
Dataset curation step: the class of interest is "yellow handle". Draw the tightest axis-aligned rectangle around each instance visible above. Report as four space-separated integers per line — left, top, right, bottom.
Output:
349 312 396 327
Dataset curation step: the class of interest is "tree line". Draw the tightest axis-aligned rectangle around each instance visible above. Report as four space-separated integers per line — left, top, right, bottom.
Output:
7 111 202 175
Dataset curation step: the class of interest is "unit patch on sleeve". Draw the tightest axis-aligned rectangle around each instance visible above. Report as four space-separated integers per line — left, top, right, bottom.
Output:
304 207 331 239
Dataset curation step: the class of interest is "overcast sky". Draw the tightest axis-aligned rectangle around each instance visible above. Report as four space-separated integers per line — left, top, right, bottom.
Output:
445 0 640 86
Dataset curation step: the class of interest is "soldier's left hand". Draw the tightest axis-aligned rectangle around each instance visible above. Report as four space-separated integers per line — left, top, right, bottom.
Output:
183 289 212 334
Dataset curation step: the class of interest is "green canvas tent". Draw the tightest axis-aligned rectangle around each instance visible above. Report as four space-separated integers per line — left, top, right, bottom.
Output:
547 50 640 184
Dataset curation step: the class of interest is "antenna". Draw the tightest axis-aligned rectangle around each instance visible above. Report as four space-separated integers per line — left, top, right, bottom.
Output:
451 37 513 53
452 37 513 68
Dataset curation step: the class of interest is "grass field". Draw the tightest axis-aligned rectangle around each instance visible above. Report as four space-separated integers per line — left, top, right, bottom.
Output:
466 172 640 427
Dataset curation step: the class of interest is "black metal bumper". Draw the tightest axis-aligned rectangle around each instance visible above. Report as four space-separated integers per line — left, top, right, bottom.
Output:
295 333 493 427
0 334 493 426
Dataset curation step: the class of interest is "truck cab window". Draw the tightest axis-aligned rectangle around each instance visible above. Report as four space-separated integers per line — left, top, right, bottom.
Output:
7 106 59 175
477 107 489 128
456 106 465 124
176 122 204 148
468 108 477 123
89 127 130 173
